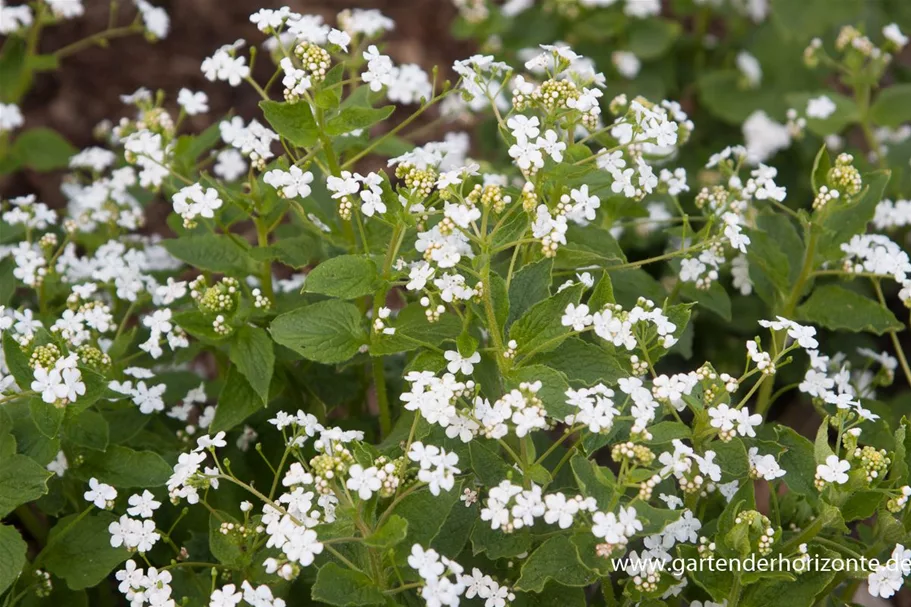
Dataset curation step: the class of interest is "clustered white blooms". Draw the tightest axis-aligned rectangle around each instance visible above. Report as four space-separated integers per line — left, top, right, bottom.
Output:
4 3 911 606
408 544 514 607
867 544 911 599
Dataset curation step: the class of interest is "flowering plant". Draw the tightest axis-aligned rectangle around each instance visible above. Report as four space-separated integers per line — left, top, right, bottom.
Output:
2 2 911 607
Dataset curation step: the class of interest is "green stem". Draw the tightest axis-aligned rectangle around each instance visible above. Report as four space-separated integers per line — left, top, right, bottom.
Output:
14 505 47 545
341 88 451 169
756 226 818 415
254 217 274 299
30 506 93 570
372 357 391 437
872 279 911 386
54 22 143 60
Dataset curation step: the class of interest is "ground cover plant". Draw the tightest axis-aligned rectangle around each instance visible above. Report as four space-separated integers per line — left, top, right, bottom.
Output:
3 1 911 606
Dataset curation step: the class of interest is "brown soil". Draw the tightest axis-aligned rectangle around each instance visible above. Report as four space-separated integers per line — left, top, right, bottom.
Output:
5 0 474 204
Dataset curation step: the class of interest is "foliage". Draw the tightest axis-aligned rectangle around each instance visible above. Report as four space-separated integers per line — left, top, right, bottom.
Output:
2 1 911 607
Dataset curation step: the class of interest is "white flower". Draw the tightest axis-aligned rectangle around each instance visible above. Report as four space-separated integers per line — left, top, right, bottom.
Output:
883 23 909 49
214 149 247 181
743 110 791 164
201 47 250 87
135 0 169 39
867 544 911 598
346 465 382 500
408 544 445 581
508 139 544 172
31 366 67 404
360 189 387 217
806 95 836 120
177 89 209 115
127 490 162 518
0 103 25 133
816 455 850 485
736 51 762 87
196 431 227 451
47 451 68 477
561 303 592 332
612 51 641 79
328 28 351 51
85 477 118 509
736 408 762 438
506 115 540 143
263 166 314 199
444 350 480 375
592 511 625 544
210 583 243 607
748 447 786 480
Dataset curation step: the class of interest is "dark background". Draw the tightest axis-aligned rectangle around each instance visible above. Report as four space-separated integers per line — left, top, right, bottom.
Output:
4 0 474 204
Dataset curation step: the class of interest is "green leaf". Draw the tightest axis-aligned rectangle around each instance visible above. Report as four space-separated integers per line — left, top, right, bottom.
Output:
304 255 379 299
314 64 344 110
697 70 780 125
529 338 626 386
627 18 681 59
311 563 384 606
249 234 322 268
680 281 731 321
364 515 408 549
0 524 26 596
0 257 16 306
785 91 858 136
229 326 275 403
325 106 395 137
0 454 51 517
507 365 570 418
62 410 109 452
470 521 532 559
210 367 264 433
815 171 890 262
510 284 583 358
68 368 107 414
389 482 460 558
8 128 77 171
370 303 461 356
770 0 863 36
78 446 171 488
644 421 692 445
507 258 552 328
589 272 614 309
815 418 834 463
162 234 257 275
610 269 665 309
870 83 911 128
554 225 626 268
259 100 319 148
469 440 513 486
2 332 32 390
840 490 880 521
774 425 817 495
209 510 250 567
270 300 367 364
42 512 128 590
711 438 750 479
747 228 792 306
0 409 16 458
811 144 832 194
515 535 597 592
740 547 838 607
570 455 615 508
514 583 586 607
491 213 530 252
30 398 64 438
797 285 903 335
